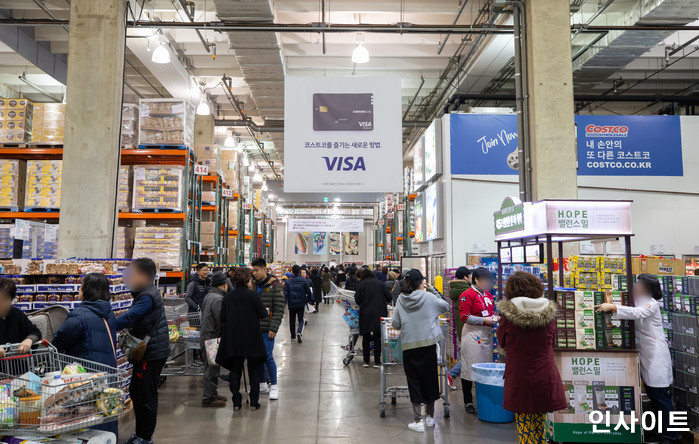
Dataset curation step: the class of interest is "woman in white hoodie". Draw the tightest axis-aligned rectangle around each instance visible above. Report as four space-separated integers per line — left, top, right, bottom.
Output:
596 273 676 443
392 269 450 432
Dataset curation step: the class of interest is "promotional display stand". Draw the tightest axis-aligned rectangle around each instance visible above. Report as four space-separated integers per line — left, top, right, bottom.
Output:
494 199 642 443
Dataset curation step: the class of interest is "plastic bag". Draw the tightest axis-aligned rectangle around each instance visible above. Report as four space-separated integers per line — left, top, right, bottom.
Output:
471 363 506 387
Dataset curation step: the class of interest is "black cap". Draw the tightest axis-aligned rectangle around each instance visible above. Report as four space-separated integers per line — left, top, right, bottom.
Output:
455 266 471 280
211 271 228 287
405 268 424 283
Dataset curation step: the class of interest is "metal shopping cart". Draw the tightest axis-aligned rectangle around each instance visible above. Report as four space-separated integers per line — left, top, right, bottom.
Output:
162 301 203 376
379 317 450 419
0 341 129 436
341 300 361 366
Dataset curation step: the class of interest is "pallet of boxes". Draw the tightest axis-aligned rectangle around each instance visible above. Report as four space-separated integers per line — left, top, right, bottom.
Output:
0 99 32 145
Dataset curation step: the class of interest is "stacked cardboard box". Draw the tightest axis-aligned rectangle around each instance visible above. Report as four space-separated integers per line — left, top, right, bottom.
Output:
138 99 194 147
219 150 239 191
201 221 215 248
31 103 65 144
0 99 32 143
195 144 220 175
24 160 61 209
228 201 238 228
0 160 25 209
115 226 135 258
0 224 13 258
132 226 182 269
121 104 139 149
118 166 130 212
569 256 626 290
19 223 58 259
132 165 184 212
201 191 216 204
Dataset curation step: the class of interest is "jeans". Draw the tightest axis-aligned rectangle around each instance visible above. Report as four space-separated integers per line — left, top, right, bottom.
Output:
645 385 680 441
202 357 221 401
362 331 381 365
260 333 277 385
289 306 305 338
448 362 461 379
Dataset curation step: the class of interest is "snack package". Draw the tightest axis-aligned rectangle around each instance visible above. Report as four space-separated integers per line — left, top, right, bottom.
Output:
61 363 87 376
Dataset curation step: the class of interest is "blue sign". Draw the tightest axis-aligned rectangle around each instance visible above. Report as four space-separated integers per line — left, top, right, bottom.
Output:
450 114 519 175
576 115 683 176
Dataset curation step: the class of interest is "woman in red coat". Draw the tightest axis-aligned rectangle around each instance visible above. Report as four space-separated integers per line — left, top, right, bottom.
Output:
497 271 567 444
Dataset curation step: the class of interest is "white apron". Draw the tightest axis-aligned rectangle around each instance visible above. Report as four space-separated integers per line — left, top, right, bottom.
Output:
460 322 493 381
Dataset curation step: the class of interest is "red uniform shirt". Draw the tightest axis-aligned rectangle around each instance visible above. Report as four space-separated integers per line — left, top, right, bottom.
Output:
458 286 495 323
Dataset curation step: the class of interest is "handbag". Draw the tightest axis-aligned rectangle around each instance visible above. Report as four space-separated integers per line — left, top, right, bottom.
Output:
118 305 162 362
204 338 220 365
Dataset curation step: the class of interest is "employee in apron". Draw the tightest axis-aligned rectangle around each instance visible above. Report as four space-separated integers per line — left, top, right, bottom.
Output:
459 267 499 414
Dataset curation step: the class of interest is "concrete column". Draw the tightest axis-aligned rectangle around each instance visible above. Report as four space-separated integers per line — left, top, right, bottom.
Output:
57 0 126 258
525 0 578 200
194 114 215 145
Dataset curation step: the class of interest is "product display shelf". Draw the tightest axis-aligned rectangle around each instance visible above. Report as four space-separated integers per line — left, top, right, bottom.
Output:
198 175 231 266
0 148 63 160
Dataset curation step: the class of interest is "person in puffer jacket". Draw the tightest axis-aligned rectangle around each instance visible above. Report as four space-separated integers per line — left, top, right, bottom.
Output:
53 272 118 438
116 258 170 444
283 265 314 343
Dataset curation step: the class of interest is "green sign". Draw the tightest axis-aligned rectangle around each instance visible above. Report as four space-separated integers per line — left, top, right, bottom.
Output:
494 196 524 235
546 421 642 443
555 208 590 230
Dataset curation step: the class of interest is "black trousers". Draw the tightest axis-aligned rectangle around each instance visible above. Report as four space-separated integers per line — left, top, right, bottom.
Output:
462 378 474 404
229 357 262 407
289 306 305 338
130 358 166 441
362 331 381 365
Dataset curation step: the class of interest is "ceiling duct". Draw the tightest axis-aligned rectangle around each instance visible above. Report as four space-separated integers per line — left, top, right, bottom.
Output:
573 0 699 91
212 0 285 156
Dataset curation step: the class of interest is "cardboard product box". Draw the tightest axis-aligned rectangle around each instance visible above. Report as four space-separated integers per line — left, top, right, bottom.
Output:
575 309 595 329
200 233 215 248
195 144 219 159
121 104 139 148
632 257 685 276
115 226 135 259
574 291 595 310
133 226 182 269
199 158 219 174
118 166 131 212
576 328 596 349
201 221 216 235
201 191 216 204
132 165 184 211
0 129 29 143
31 103 65 144
138 99 194 147
0 160 25 209
0 100 33 143
24 160 61 209
228 202 238 227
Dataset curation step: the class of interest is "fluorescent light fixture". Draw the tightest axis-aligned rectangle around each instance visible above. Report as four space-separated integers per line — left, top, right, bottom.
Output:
196 94 210 115
224 129 235 148
151 42 171 64
252 172 263 182
334 197 342 202
352 42 369 64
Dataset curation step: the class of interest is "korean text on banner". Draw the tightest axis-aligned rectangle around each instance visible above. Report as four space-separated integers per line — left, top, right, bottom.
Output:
287 218 364 233
284 77 403 192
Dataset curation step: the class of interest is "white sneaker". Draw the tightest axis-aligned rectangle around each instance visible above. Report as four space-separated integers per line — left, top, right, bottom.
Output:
259 383 269 394
269 385 279 400
425 416 435 427
408 421 425 432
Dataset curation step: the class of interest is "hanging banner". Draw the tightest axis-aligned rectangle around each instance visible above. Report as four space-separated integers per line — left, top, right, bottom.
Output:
576 115 683 176
450 114 519 175
312 232 328 255
284 76 403 192
288 218 364 233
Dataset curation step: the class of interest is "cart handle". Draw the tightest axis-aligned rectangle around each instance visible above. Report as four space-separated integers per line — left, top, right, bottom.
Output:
0 339 57 359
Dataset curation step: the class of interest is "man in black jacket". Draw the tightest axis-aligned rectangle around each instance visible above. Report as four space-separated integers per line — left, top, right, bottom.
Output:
354 269 392 368
117 258 170 444
283 265 313 343
185 263 210 312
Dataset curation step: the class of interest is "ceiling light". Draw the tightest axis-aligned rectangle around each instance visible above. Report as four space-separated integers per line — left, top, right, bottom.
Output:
261 182 268 191
151 42 171 64
196 94 210 115
334 197 342 202
352 42 369 64
268 193 277 200
242 155 249 167
224 129 235 148
253 172 262 182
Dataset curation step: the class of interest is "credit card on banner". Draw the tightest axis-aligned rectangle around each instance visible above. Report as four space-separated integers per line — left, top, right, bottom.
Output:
312 93 374 131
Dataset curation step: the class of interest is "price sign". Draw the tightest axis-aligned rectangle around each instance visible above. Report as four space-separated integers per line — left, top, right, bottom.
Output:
397 203 406 211
221 188 234 198
194 164 209 175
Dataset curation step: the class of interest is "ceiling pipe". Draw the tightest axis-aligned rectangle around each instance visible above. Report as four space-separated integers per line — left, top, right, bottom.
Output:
18 74 62 102
402 76 425 121
571 0 615 40
32 0 69 32
174 0 210 53
445 93 699 108
437 0 470 55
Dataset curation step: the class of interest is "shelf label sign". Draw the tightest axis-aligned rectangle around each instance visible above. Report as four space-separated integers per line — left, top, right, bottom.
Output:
378 219 385 226
386 213 394 220
397 203 406 211
194 164 209 175
493 196 524 235
242 203 252 210
14 220 31 241
222 188 234 198
254 211 263 219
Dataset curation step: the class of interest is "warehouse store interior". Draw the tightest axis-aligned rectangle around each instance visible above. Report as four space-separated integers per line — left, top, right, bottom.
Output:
0 0 699 443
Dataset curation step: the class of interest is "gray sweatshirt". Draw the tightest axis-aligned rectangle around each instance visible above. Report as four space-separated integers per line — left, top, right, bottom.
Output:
392 289 449 351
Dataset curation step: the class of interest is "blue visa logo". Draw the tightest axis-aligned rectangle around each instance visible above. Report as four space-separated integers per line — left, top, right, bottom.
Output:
322 156 366 171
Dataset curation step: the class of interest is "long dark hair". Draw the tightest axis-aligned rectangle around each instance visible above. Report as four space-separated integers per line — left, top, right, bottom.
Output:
82 273 111 302
636 274 662 300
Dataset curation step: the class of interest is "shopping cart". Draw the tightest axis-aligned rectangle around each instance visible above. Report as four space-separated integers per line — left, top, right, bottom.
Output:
379 317 450 419
341 300 361 366
0 341 128 436
162 302 203 376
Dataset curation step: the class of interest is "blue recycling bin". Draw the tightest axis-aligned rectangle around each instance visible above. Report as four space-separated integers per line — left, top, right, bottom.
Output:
471 363 514 423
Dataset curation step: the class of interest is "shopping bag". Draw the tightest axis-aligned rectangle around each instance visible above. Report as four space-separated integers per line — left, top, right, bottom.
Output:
204 338 220 365
306 303 316 314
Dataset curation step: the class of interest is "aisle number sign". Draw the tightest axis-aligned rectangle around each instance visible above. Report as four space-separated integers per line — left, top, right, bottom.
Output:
397 203 406 211
194 164 209 175
242 203 252 210
222 188 234 198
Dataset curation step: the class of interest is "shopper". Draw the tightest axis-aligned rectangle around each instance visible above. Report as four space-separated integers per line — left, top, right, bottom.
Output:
116 258 170 444
458 267 499 414
185 263 210 312
337 265 346 288
310 268 323 312
52 273 119 437
284 265 314 343
392 269 450 432
344 266 359 291
377 266 388 282
354 268 392 368
447 266 472 390
497 271 567 444
251 258 285 400
321 267 332 304
216 267 269 411
384 271 401 305
596 274 676 443
199 271 229 408
0 278 41 356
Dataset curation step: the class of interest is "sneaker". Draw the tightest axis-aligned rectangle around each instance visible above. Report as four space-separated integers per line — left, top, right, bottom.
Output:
465 403 476 414
250 403 262 411
131 437 153 444
425 416 435 427
447 374 457 390
260 383 270 394
408 421 425 432
202 398 226 408
373 364 381 369
297 334 303 344
362 363 370 368
269 385 279 400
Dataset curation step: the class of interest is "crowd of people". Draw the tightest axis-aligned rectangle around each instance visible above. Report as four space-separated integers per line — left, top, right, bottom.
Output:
0 258 679 444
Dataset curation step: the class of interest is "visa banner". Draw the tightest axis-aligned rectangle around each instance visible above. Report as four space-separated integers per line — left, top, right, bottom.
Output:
450 114 683 176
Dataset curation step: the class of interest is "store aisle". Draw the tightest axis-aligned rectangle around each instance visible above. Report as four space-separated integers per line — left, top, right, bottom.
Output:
145 303 517 443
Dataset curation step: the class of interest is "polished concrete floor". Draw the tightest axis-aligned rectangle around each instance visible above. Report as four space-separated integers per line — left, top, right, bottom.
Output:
124 302 518 443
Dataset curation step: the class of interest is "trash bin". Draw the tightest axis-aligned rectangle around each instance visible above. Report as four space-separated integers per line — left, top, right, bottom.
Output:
471 363 514 423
